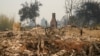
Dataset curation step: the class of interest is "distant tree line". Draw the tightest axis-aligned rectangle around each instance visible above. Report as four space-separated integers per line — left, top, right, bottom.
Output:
18 0 100 29
67 1 100 28
0 15 14 31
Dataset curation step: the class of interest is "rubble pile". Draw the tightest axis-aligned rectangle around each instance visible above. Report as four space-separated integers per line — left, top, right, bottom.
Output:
0 27 100 56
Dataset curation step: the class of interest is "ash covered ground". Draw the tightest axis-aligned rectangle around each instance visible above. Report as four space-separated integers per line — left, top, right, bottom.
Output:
0 27 100 56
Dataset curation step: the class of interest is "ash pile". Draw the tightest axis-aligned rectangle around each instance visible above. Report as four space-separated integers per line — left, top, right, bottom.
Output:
0 27 100 56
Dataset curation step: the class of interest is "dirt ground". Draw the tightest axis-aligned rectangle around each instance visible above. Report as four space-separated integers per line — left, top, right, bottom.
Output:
0 27 100 56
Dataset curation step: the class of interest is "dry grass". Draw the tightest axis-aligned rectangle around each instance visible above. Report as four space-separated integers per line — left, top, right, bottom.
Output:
13 22 21 31
83 29 100 38
64 27 100 38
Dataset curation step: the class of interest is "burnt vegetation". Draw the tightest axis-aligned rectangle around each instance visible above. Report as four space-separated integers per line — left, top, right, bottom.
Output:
0 0 100 56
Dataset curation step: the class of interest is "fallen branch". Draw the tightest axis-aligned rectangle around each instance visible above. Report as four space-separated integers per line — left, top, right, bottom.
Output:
88 45 93 56
93 42 100 53
81 50 87 56
51 50 66 56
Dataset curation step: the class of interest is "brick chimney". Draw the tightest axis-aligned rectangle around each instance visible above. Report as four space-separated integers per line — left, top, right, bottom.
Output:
50 13 57 28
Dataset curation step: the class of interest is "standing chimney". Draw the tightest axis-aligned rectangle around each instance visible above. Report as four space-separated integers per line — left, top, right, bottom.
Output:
50 13 57 28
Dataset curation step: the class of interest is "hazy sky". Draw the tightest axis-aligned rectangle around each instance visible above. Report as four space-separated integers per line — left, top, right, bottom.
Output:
0 0 66 24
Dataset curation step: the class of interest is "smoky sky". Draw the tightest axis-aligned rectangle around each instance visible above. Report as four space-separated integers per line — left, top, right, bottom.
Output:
0 0 98 24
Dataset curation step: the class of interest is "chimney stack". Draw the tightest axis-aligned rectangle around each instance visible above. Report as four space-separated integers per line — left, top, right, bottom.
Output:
50 13 57 28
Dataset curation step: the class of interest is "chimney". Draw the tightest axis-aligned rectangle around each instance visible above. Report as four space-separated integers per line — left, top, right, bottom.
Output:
50 13 57 28
52 13 56 19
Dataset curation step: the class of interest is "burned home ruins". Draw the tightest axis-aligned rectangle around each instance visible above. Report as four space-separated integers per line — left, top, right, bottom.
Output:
0 0 100 56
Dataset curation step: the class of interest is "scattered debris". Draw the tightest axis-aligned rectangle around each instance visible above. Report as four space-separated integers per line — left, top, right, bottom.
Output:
0 27 100 56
